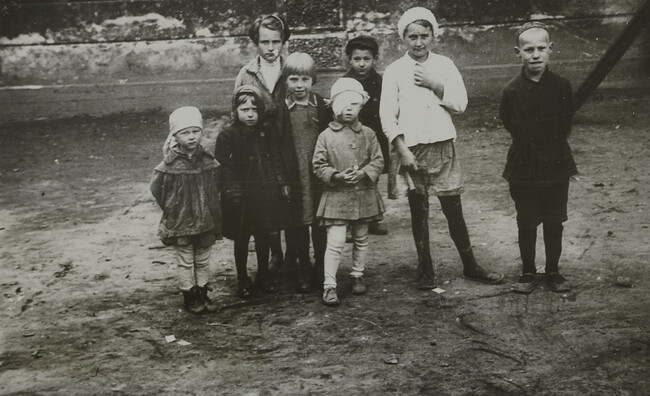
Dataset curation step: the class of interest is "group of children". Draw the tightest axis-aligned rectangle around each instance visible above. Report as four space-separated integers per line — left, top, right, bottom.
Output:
151 8 577 313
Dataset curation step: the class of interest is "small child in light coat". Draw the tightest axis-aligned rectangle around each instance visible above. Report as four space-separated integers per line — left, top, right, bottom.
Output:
150 106 221 314
312 78 385 306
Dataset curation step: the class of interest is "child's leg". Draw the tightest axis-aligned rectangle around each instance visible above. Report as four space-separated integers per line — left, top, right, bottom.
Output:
175 243 196 291
254 231 276 291
176 242 206 313
407 191 435 286
518 227 538 274
234 232 252 288
323 224 347 289
311 225 327 286
289 225 312 291
437 195 471 252
543 222 563 274
268 230 284 266
438 194 503 283
350 222 369 278
193 241 218 310
193 244 212 288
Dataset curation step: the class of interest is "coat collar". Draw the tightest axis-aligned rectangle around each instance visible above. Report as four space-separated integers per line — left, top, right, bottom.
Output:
328 119 362 132
285 92 318 109
244 55 284 75
520 66 551 90
343 67 380 83
401 51 433 67
163 146 211 164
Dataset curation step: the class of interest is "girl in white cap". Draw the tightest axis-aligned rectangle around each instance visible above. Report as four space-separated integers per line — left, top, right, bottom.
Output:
150 106 221 314
312 77 385 306
380 7 503 289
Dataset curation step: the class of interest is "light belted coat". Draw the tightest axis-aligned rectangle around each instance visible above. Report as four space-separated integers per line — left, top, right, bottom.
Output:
312 120 385 223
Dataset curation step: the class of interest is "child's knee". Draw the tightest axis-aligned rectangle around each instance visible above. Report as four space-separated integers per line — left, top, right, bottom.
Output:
326 225 347 250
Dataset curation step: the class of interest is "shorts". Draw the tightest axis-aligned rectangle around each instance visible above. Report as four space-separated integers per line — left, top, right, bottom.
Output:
509 181 570 228
397 140 464 197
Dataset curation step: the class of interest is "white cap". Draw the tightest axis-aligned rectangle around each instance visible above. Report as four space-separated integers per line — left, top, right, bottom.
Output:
169 106 203 135
397 7 439 40
330 77 368 103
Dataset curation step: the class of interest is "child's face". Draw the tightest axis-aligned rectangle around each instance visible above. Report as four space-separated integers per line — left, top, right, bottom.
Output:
515 28 552 77
349 49 377 79
286 74 313 101
257 26 283 63
237 97 259 126
336 97 363 124
175 126 202 152
404 23 433 62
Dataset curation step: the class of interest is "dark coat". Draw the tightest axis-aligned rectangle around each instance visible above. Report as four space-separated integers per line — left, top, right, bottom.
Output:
150 147 221 245
276 93 332 226
500 68 578 184
214 119 289 239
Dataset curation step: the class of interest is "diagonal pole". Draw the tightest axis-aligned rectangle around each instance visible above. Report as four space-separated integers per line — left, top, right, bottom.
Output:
573 0 650 111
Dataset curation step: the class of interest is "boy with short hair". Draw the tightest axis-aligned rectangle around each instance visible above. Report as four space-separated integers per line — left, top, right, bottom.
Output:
343 35 389 236
500 22 577 294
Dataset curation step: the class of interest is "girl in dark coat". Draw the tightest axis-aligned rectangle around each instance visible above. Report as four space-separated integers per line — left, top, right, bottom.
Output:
215 85 290 297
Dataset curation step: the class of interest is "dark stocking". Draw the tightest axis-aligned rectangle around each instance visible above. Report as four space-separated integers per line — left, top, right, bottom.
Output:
408 191 435 280
254 231 270 282
543 222 563 273
311 226 327 285
234 233 251 286
518 228 537 274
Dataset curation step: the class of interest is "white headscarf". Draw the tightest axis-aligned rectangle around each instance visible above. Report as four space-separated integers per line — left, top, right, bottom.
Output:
329 77 368 116
163 106 203 155
397 7 439 39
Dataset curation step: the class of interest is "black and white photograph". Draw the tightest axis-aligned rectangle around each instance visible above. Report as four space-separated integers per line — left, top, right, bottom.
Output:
0 0 648 394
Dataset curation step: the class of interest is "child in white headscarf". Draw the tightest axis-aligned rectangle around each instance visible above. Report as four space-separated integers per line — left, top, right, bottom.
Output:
312 78 385 306
380 7 503 289
151 106 221 314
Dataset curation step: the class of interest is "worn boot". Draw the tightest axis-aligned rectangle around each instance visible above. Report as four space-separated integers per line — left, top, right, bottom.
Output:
182 287 206 314
408 191 437 289
196 284 219 312
460 249 504 284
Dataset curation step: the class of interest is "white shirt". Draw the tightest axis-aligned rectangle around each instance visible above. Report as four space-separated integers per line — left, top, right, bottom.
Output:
259 57 282 93
380 51 468 147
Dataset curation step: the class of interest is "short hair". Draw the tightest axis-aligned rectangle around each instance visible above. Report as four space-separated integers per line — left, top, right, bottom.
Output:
248 14 291 44
405 19 435 36
516 21 551 45
282 52 318 84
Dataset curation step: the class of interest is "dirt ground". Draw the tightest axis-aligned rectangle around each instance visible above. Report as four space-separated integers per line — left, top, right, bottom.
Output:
0 90 648 395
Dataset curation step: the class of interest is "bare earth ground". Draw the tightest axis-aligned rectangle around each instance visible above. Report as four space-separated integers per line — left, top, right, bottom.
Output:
0 91 648 395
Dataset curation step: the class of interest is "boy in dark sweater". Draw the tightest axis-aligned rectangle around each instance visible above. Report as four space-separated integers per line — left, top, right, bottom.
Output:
500 22 577 294
343 35 389 235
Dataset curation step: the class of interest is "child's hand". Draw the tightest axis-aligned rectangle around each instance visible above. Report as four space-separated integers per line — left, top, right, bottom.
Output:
342 168 366 184
281 185 290 199
414 64 442 92
331 172 346 184
398 148 419 171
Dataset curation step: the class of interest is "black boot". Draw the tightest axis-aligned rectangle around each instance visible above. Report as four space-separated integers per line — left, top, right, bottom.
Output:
460 248 504 284
196 285 219 312
182 287 206 314
408 191 437 289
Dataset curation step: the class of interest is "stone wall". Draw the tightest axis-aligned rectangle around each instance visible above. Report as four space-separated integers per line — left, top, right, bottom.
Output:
0 0 648 122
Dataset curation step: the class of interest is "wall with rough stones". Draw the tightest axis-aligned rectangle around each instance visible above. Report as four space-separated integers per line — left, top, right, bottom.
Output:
0 0 648 121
